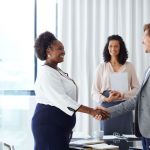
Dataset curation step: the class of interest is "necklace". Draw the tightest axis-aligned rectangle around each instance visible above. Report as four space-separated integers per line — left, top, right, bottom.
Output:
56 68 78 101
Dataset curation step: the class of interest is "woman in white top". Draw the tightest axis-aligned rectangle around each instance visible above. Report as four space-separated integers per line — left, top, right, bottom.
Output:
31 31 109 150
91 35 139 135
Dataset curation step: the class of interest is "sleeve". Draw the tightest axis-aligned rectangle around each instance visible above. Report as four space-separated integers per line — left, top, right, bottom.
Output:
39 69 81 116
91 64 105 103
123 63 140 99
109 94 137 118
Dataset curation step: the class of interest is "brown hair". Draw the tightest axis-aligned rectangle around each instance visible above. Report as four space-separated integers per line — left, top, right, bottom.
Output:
103 35 128 65
144 23 150 36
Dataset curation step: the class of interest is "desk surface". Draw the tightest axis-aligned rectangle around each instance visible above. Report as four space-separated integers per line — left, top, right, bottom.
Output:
69 136 142 150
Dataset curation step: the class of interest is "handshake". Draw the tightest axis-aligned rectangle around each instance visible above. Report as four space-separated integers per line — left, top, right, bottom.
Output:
91 106 110 120
78 105 110 120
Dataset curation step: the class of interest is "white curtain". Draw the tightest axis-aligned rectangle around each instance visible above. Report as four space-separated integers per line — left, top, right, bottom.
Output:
57 0 150 135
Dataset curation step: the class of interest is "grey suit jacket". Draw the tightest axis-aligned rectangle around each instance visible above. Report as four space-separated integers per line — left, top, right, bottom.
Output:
109 67 150 138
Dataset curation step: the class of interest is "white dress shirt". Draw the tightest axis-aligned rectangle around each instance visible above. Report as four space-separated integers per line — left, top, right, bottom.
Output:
34 65 81 116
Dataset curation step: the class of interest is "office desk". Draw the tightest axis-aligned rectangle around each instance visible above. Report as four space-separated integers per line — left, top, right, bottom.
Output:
104 138 142 150
69 136 142 150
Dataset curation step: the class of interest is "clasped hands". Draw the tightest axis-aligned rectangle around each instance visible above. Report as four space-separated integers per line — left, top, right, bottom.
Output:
91 106 110 120
104 90 123 102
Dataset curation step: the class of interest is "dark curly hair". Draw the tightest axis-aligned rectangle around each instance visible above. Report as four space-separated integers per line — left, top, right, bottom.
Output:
103 35 128 65
34 31 57 60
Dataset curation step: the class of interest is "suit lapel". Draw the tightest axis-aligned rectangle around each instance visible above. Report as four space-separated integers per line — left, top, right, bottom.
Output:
141 67 150 87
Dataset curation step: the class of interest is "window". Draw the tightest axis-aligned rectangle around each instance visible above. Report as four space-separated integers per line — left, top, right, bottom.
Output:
0 0 35 149
0 0 57 149
0 0 34 91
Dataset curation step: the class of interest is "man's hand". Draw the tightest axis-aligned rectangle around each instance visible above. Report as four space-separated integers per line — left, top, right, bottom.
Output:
77 105 110 120
91 106 110 120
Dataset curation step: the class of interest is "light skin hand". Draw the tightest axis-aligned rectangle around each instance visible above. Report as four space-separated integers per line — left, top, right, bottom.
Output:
94 106 110 120
104 91 123 102
77 105 110 120
111 90 124 100
94 114 102 120
92 106 110 120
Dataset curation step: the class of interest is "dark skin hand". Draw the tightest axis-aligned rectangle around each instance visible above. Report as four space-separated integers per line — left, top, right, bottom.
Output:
77 105 110 120
94 106 110 120
92 108 110 120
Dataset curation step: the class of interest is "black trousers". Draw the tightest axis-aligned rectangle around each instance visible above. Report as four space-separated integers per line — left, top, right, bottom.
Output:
31 103 76 150
101 101 133 135
142 137 150 150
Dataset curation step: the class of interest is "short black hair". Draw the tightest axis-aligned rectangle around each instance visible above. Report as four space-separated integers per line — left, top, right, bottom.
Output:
103 35 128 65
34 31 57 60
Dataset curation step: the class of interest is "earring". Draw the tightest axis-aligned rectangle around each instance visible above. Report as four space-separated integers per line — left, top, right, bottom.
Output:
47 54 51 58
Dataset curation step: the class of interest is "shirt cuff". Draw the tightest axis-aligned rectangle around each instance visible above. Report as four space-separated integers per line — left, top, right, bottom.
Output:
67 103 81 113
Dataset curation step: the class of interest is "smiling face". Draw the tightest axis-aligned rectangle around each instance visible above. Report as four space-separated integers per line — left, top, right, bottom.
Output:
108 40 120 57
47 40 65 63
142 30 150 53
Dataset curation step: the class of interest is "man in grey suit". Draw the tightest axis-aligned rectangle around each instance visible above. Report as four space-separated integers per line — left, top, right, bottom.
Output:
96 23 150 150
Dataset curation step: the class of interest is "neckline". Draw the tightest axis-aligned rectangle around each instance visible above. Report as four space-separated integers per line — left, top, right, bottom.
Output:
108 62 125 72
44 63 58 70
43 64 59 71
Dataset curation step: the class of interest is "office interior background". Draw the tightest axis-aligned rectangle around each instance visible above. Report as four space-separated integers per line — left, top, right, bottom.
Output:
0 0 150 149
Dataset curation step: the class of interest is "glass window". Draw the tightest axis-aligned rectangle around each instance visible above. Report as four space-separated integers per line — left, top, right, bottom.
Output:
0 0 57 149
36 0 57 71
0 0 34 90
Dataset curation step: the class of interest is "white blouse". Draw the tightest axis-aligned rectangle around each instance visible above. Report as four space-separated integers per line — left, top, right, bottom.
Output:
91 62 140 103
34 65 81 116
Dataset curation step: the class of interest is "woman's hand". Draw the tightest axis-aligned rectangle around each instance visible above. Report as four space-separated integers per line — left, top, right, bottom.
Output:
90 106 110 120
77 105 110 120
104 91 123 102
93 106 110 120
